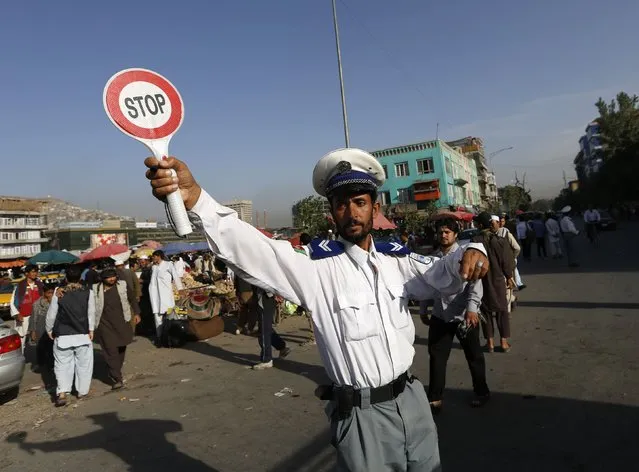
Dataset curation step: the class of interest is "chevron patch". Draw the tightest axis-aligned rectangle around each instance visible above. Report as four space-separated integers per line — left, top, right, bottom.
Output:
375 241 411 256
309 239 345 260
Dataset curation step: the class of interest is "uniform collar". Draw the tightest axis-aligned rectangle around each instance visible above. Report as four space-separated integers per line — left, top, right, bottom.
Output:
338 235 377 269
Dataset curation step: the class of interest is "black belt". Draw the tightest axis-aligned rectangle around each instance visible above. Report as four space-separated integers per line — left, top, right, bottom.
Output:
321 372 415 420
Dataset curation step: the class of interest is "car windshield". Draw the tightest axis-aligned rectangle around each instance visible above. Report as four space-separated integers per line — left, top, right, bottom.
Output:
0 284 14 294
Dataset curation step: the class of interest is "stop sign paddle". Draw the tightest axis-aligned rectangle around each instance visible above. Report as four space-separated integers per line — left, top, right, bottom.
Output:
103 68 191 236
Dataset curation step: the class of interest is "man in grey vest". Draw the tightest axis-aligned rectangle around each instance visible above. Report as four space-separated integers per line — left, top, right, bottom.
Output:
46 265 95 407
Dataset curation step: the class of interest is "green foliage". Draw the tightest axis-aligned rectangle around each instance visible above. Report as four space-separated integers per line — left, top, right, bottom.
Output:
403 209 426 233
292 196 330 236
531 199 553 212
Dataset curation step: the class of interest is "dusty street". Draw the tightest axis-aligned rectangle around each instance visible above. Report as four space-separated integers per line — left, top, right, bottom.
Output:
1 223 638 472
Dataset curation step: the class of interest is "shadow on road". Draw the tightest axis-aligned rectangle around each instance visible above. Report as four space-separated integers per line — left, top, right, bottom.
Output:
6 412 218 471
267 388 639 472
518 300 639 310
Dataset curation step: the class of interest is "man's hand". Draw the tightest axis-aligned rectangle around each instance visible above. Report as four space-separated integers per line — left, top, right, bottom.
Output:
134 315 141 325
459 249 489 281
16 315 23 324
88 331 94 341
465 311 480 328
30 332 37 343
47 331 53 340
144 156 202 211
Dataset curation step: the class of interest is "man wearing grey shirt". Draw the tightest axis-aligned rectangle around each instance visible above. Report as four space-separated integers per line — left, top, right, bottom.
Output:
427 218 490 413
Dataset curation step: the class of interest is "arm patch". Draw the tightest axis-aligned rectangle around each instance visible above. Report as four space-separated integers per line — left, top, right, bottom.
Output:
409 253 434 265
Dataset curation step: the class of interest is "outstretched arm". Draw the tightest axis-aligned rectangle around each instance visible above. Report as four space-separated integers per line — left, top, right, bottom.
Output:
145 157 318 307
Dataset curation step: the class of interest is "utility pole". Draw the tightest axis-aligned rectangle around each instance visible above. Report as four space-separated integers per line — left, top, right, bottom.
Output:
332 0 350 147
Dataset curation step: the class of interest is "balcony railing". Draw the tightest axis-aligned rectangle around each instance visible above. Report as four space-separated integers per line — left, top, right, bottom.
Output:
0 238 49 245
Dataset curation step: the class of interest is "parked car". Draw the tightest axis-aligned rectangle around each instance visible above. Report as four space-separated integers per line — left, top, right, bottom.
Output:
597 210 617 231
459 228 480 241
0 322 25 401
0 283 13 322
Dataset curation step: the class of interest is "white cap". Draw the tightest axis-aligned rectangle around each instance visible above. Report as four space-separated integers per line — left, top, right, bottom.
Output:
491 215 500 222
312 148 385 197
561 205 572 213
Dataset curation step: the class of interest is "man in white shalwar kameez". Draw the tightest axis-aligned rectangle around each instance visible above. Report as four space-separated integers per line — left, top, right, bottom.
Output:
149 250 184 340
45 265 95 407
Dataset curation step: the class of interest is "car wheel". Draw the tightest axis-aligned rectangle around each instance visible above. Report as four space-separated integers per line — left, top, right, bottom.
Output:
0 386 20 404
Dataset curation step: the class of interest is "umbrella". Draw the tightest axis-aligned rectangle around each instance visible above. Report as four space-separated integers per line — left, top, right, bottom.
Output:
257 228 273 239
373 213 397 230
140 240 163 249
28 250 79 265
80 244 129 262
134 247 154 258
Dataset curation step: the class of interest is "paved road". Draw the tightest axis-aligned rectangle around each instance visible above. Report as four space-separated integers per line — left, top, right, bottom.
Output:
1 223 638 471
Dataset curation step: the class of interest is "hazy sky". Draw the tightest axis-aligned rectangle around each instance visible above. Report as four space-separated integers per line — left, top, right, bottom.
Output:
2 0 638 226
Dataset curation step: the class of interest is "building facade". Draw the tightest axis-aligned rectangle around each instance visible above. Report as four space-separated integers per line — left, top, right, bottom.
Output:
446 137 497 207
370 139 480 211
574 121 604 180
0 197 49 266
223 200 253 225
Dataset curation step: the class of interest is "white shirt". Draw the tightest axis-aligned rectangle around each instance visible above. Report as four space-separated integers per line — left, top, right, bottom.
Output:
584 209 601 224
545 218 561 242
150 260 184 314
188 190 486 389
45 287 96 349
560 216 579 235
173 258 188 278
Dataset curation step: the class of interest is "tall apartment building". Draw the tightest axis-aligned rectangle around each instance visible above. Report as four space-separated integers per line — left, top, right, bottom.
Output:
223 200 253 225
0 197 49 265
370 139 480 211
446 137 497 207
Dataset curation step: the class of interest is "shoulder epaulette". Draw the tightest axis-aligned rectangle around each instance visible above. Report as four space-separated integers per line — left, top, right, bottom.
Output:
309 239 345 260
375 241 410 256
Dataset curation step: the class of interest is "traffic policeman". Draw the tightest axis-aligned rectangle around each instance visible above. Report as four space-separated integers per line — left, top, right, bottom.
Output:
145 148 489 472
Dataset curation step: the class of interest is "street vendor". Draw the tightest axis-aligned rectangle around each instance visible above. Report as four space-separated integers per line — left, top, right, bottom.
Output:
145 149 488 472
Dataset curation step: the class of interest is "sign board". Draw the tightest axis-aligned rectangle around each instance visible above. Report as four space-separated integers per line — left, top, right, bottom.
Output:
90 233 128 249
103 68 191 236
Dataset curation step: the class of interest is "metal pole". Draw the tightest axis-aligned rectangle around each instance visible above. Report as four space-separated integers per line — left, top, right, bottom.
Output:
332 0 350 148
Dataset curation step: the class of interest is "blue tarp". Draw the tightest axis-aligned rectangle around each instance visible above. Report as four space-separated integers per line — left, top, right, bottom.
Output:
162 241 210 255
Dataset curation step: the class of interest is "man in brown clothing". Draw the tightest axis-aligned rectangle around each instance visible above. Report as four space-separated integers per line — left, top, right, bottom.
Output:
472 212 515 353
93 269 140 390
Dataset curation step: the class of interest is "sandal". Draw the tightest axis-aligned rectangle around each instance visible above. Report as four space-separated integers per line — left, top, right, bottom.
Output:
429 400 443 416
485 344 494 353
55 393 68 408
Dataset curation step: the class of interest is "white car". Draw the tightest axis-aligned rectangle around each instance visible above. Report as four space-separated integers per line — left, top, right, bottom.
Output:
0 323 25 401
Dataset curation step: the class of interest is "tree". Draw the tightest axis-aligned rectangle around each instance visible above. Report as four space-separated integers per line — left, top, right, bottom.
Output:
403 209 426 234
499 182 531 214
292 196 330 236
531 199 553 212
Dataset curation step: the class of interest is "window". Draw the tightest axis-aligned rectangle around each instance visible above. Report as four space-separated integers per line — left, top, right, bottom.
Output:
378 191 391 205
395 162 410 177
445 158 453 176
447 184 455 203
416 158 434 174
397 188 411 203
382 165 388 179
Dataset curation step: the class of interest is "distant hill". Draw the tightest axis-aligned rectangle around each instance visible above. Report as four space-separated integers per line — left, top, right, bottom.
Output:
44 197 132 228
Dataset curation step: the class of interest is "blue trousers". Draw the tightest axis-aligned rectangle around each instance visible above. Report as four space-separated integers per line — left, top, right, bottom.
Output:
258 295 285 362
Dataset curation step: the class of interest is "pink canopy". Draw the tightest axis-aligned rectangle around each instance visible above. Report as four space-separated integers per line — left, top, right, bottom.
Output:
80 244 129 262
373 213 397 230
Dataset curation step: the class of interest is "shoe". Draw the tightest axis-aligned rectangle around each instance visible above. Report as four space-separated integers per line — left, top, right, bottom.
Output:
517 285 526 291
252 360 273 370
279 347 291 359
235 328 241 335
112 381 124 390
470 393 490 408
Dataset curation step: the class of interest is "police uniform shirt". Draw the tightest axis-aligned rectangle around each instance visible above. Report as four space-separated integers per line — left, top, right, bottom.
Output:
188 190 487 389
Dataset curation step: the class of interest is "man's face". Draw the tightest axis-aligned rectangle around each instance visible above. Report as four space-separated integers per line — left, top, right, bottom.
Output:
152 255 162 265
26 269 38 281
490 219 500 232
500 217 506 228
437 226 457 247
103 276 117 286
330 192 378 245
44 289 54 302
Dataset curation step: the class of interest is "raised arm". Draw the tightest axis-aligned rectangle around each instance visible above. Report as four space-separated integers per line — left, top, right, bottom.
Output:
145 157 318 307
399 243 488 300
